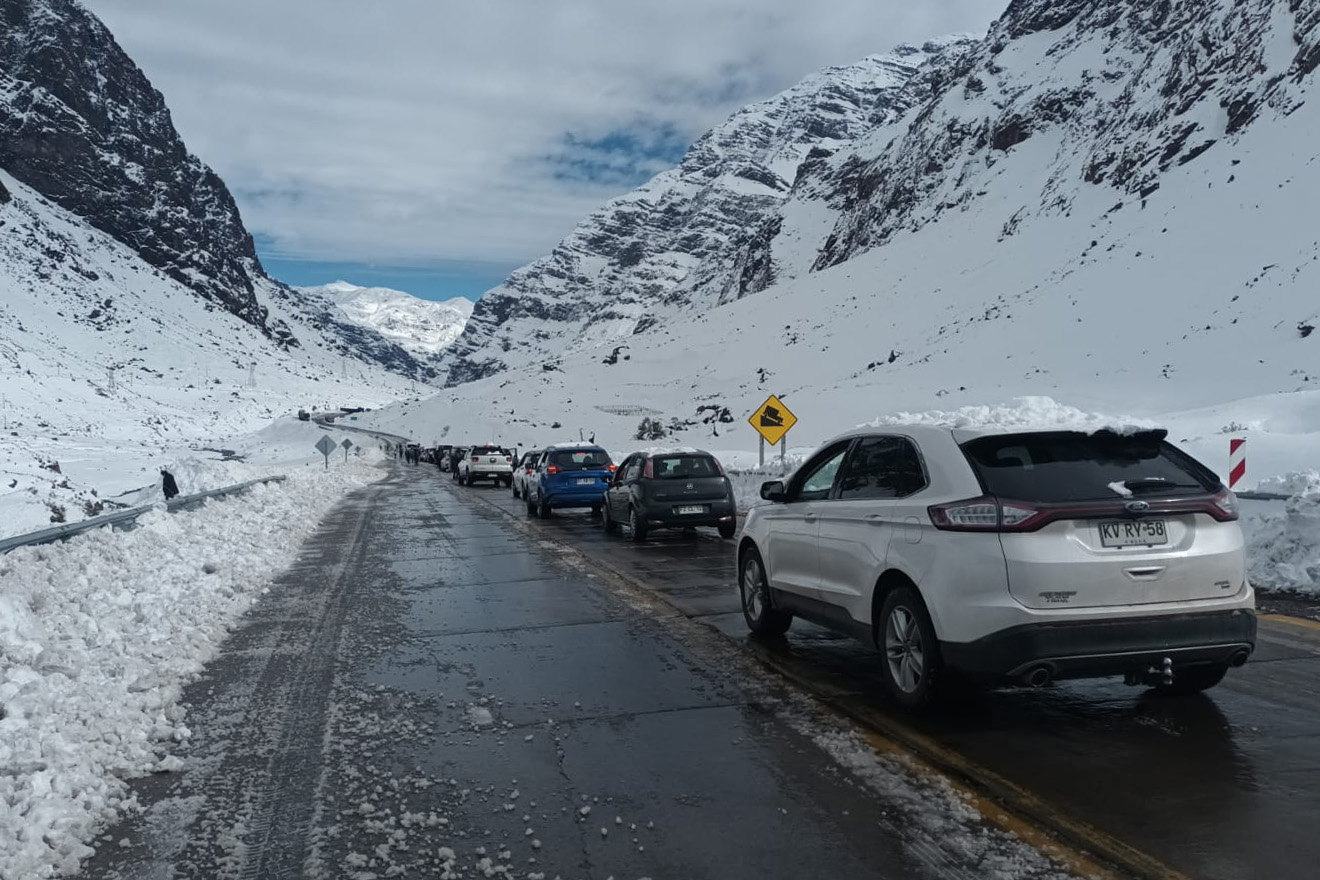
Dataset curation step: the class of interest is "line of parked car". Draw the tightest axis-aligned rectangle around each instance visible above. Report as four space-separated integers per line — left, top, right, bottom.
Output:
434 441 738 540
425 425 1256 711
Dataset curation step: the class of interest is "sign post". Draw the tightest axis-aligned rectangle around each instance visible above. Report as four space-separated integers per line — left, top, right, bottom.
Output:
749 395 798 473
342 438 353 462
315 434 336 470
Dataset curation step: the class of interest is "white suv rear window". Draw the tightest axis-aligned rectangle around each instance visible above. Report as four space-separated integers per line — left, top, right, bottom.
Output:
962 431 1218 503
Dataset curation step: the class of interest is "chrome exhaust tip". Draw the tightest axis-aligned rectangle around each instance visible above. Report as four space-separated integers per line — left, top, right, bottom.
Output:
1025 665 1053 688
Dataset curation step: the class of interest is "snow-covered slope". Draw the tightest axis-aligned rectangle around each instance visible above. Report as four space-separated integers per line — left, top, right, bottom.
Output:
300 281 473 358
369 0 1320 494
0 171 416 537
0 0 278 337
441 40 969 384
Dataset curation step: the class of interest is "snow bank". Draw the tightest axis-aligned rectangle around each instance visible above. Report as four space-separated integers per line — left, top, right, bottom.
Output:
1246 471 1320 594
864 396 1157 435
0 462 383 879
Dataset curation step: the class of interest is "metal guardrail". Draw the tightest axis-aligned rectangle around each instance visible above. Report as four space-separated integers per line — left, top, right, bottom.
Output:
0 475 287 556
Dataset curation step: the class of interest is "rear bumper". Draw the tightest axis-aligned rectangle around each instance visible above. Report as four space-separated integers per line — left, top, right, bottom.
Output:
639 499 736 529
545 489 606 508
469 469 512 479
940 609 1257 681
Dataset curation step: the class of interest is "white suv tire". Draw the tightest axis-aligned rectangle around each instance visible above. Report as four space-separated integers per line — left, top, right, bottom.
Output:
878 586 942 709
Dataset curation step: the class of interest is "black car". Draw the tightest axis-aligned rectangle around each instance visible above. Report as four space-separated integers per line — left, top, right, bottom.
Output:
448 446 468 479
602 450 737 541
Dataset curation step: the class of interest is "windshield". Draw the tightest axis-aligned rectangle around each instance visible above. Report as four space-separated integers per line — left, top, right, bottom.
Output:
550 449 611 471
961 431 1218 502
651 454 719 479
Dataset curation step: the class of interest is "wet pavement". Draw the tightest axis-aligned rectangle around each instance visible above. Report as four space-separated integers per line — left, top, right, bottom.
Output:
466 477 1320 880
75 464 1080 880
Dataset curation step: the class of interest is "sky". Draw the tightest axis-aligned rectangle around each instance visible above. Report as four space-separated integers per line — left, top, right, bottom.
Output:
83 0 1003 302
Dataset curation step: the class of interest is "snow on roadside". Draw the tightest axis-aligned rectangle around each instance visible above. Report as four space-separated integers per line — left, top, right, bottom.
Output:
1245 471 1320 594
0 461 384 879
864 395 1156 435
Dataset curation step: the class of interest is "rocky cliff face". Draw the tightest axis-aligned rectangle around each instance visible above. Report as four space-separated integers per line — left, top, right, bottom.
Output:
808 0 1320 269
0 0 287 342
441 41 966 385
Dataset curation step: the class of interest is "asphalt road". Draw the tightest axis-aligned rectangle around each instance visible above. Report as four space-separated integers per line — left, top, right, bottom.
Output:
466 471 1320 880
76 463 1081 880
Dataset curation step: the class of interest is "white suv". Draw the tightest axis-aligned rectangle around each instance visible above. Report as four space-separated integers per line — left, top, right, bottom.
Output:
737 426 1256 708
457 444 515 487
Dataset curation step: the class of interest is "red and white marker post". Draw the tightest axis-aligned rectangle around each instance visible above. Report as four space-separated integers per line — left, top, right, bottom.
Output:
1229 438 1246 490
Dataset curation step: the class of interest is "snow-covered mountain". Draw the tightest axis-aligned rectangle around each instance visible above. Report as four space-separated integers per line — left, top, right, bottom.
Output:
441 40 970 385
379 0 1320 487
0 0 439 380
300 281 473 359
0 0 462 535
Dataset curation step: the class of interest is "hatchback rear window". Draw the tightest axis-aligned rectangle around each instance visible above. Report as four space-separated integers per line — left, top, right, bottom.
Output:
651 455 718 478
961 431 1218 503
471 446 509 456
550 449 611 470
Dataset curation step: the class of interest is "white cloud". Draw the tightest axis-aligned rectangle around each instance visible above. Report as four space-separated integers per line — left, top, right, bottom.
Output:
83 0 1001 270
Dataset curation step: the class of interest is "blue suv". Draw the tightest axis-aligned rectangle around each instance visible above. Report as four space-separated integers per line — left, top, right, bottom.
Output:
526 444 615 518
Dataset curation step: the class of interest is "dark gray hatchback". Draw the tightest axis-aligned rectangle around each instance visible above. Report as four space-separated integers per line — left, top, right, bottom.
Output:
602 450 738 541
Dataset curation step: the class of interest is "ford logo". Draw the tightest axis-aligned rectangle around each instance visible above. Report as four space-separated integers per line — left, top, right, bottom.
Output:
1125 500 1150 513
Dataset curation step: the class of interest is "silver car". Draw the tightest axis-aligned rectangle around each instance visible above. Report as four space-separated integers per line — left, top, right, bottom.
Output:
512 449 542 499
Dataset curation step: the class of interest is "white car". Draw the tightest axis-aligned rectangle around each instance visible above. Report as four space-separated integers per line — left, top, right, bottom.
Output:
511 449 542 499
457 444 515 487
737 425 1256 708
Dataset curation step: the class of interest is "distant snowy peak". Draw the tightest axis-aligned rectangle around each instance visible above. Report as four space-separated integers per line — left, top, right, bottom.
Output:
440 40 968 386
300 282 473 356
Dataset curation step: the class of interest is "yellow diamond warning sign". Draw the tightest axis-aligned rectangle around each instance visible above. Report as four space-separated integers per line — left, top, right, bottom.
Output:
749 395 797 446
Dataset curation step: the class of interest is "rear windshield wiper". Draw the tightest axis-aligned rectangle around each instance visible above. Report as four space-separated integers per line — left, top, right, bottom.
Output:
1123 478 1205 493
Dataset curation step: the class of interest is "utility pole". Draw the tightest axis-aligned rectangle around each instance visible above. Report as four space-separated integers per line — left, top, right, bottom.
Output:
1 394 7 431
248 362 257 388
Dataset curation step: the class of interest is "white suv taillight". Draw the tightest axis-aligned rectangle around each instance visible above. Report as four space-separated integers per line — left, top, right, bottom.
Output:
929 498 1000 530
1210 488 1240 521
929 497 1048 532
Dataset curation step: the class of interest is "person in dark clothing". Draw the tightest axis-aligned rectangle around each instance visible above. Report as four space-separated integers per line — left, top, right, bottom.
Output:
161 468 180 500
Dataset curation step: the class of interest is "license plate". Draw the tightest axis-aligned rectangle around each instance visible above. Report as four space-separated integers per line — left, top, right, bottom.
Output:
576 478 596 485
676 505 706 515
1099 519 1168 547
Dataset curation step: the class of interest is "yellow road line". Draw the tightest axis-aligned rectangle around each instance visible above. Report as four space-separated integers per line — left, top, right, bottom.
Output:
1260 613 1320 634
859 729 1128 880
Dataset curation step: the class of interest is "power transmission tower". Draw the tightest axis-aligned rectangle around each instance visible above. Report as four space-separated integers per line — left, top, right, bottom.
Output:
247 363 257 388
106 366 117 392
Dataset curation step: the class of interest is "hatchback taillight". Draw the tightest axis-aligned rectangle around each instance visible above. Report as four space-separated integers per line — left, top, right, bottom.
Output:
547 466 560 474
607 464 617 472
643 459 654 479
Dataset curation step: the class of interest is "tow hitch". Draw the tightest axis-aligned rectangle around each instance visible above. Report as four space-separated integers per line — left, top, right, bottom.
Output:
1125 656 1174 687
